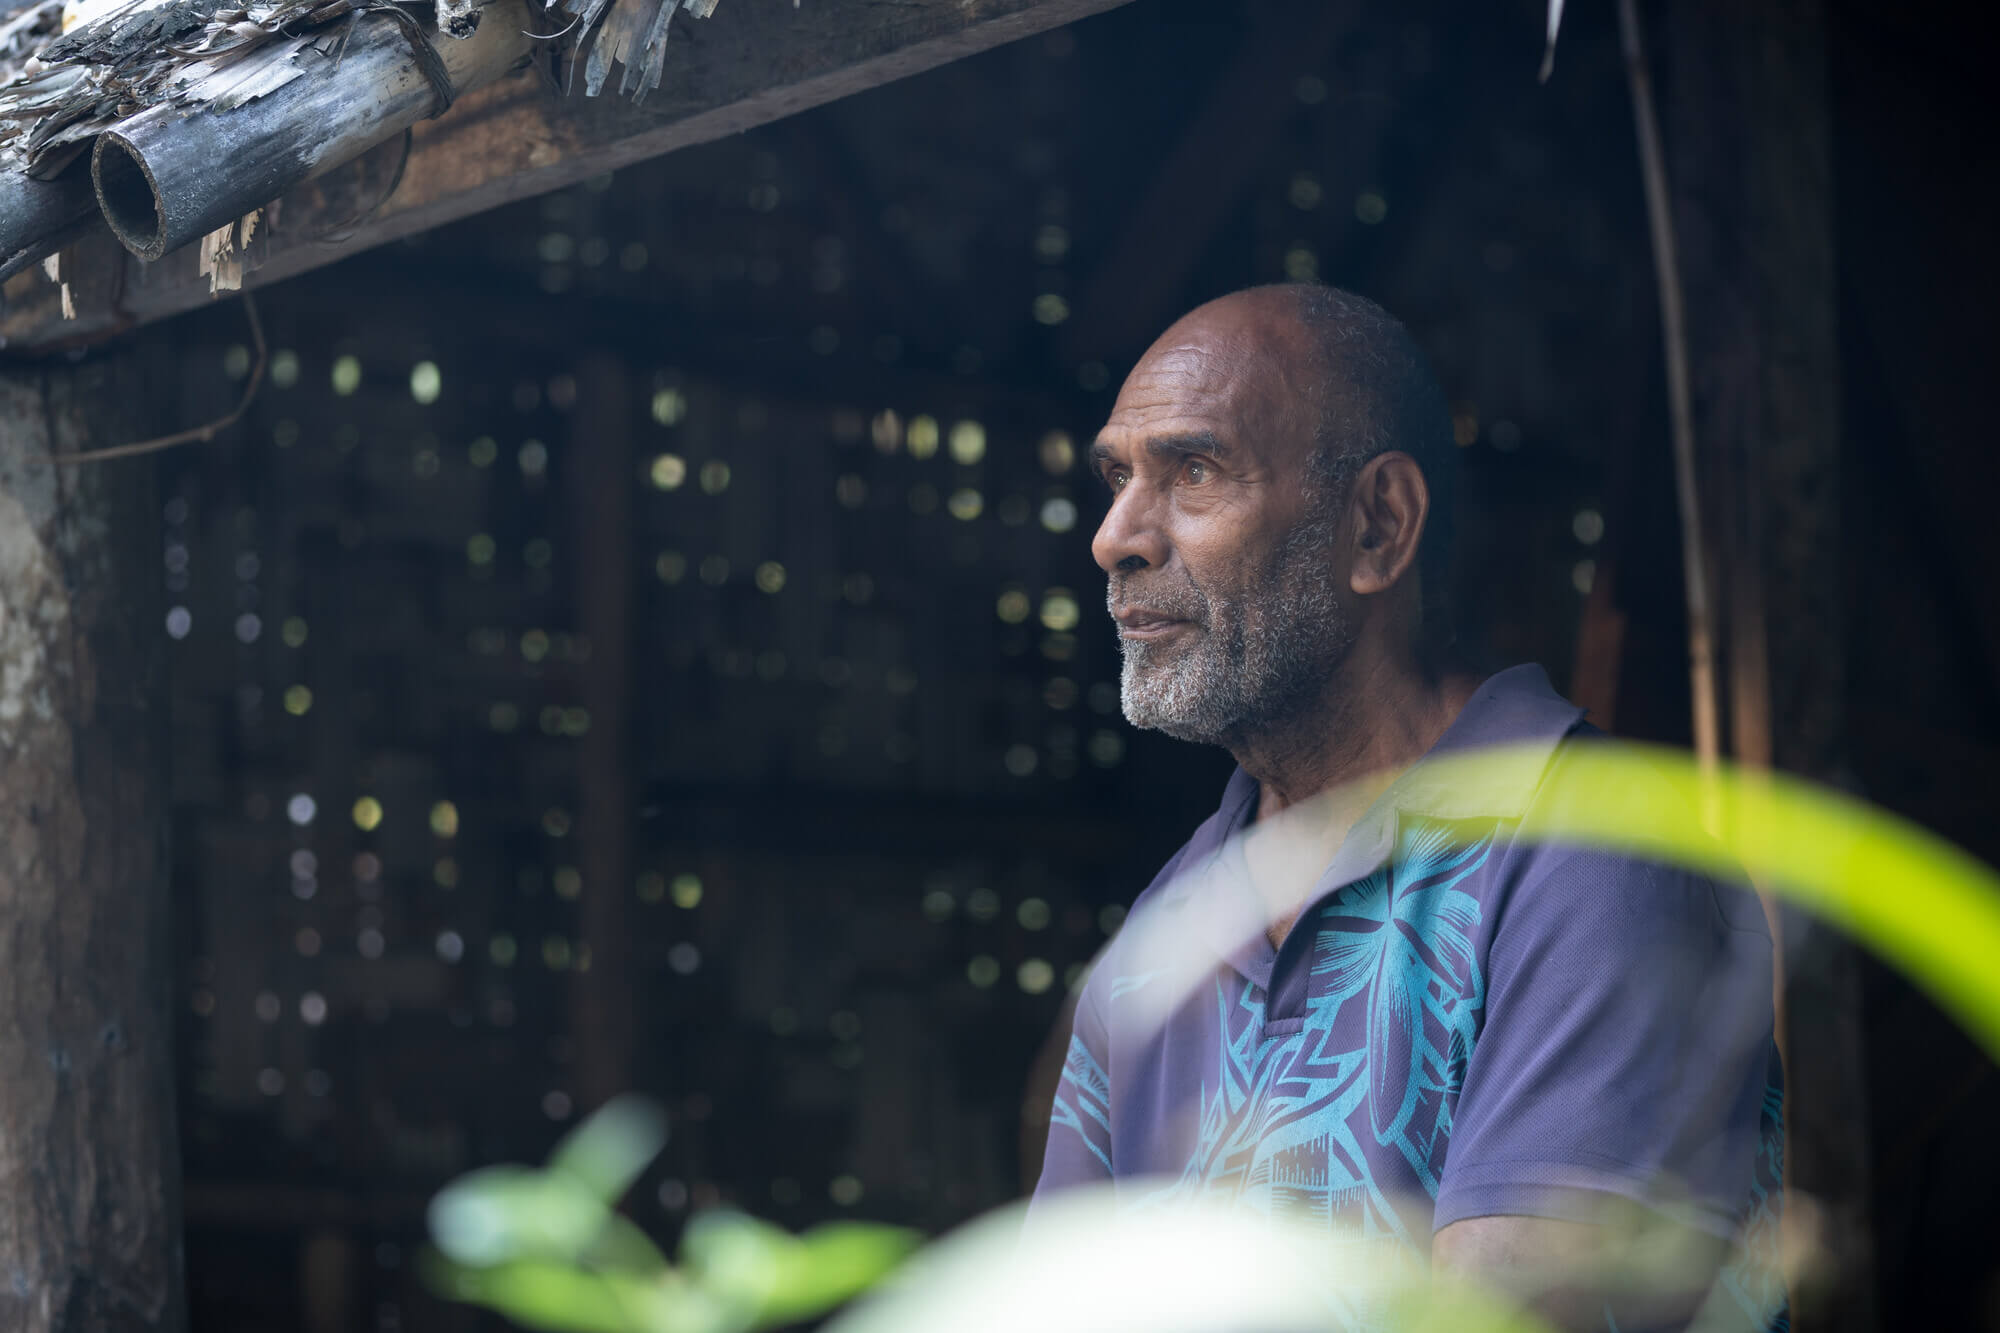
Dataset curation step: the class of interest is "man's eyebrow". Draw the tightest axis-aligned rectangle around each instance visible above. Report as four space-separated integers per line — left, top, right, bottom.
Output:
1087 432 1232 476
1144 432 1231 462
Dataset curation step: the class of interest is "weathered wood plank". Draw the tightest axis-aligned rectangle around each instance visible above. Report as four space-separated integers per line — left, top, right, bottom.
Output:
0 353 182 1332
0 0 1133 352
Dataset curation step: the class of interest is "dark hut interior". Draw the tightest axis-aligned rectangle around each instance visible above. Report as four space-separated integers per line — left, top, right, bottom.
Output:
2 0 1995 1327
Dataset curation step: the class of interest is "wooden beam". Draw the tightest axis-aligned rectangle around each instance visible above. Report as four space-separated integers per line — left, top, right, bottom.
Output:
182 1183 432 1228
0 0 1134 352
1057 0 1363 365
773 113 935 348
176 254 1097 429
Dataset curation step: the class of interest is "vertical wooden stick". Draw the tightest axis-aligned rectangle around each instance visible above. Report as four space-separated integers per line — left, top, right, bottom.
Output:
1616 0 1723 806
571 353 637 1112
1624 0 1808 1276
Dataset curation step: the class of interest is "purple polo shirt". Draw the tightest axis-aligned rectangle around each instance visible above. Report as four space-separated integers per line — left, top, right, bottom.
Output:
1032 665 1786 1330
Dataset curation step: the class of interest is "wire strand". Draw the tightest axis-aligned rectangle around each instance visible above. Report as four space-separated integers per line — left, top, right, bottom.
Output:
44 292 266 465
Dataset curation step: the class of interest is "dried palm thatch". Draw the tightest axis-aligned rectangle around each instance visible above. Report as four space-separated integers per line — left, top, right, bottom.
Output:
0 0 722 293
558 0 718 101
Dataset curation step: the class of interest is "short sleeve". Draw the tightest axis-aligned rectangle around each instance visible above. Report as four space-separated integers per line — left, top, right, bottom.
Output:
1028 972 1114 1209
1434 840 1777 1239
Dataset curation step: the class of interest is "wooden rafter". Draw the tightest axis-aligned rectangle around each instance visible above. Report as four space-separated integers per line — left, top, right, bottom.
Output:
0 0 1134 352
1057 0 1362 364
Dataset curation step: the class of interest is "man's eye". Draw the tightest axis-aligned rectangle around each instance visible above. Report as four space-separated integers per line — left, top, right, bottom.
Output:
1184 459 1210 484
1108 469 1130 491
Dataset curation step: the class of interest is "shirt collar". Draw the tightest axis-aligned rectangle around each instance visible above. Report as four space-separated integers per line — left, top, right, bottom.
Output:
1159 664 1586 909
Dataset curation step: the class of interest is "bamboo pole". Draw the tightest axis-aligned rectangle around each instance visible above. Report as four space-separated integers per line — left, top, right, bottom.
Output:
0 167 98 278
1615 0 1722 800
91 0 531 262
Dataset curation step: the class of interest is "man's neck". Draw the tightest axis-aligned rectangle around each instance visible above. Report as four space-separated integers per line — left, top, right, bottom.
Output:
1233 647 1478 820
1230 647 1481 951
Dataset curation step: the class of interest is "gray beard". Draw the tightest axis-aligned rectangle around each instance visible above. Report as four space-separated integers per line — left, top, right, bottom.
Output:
1114 519 1352 746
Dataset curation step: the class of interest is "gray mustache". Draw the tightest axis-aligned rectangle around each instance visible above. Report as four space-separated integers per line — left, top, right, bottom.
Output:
1106 579 1210 627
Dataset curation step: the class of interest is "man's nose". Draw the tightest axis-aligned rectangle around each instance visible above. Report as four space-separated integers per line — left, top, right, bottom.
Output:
1092 487 1169 576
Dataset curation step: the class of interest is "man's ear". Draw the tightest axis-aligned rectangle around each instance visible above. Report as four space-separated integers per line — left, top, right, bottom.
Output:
1347 452 1429 597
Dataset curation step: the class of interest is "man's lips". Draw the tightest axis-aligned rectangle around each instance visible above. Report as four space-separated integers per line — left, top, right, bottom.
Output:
1114 611 1193 641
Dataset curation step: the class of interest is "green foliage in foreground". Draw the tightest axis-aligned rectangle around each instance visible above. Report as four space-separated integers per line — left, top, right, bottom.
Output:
421 1096 919 1333
430 741 2000 1331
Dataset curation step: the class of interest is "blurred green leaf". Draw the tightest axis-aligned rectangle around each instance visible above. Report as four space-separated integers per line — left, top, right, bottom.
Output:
679 1210 789 1313
826 1189 1560 1333
750 1222 924 1327
550 1096 671 1204
679 1211 920 1330
421 1247 677 1333
584 1212 676 1277
1380 1272 1557 1333
428 1164 617 1267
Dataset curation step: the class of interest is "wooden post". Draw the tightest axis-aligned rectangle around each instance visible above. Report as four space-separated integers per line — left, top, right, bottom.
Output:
569 353 636 1111
1658 0 1862 1326
0 354 183 1331
299 1229 353 1333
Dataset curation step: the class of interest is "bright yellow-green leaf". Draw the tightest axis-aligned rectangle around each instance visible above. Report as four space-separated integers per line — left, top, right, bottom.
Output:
1453 741 2000 1057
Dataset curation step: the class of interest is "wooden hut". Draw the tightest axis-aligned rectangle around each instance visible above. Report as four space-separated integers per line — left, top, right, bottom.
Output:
0 0 1995 1328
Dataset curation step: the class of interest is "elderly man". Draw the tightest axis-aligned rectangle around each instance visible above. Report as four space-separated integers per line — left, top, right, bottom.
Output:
1030 286 1784 1331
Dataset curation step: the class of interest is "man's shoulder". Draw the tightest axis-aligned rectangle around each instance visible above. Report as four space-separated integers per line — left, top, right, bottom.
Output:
1075 780 1249 1016
1093 832 1207 979
1495 728 1772 943
1129 766 1255 912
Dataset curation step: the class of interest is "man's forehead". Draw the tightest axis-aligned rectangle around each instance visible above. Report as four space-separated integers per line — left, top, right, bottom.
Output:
1101 321 1307 446
1131 335 1245 389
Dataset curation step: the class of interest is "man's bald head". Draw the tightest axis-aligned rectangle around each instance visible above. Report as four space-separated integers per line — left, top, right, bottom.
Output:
1162 283 1456 566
